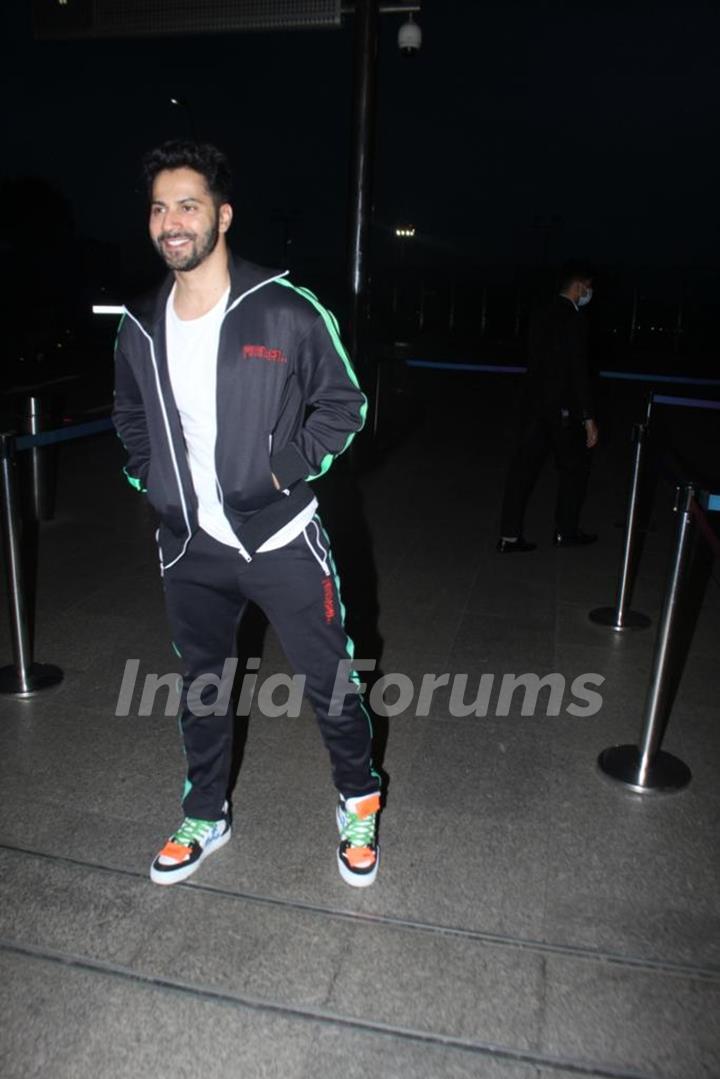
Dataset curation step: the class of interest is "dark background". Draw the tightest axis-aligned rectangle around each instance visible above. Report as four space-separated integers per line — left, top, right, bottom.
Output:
2 0 719 398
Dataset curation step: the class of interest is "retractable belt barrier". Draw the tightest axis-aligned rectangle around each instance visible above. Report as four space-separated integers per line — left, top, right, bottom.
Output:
404 358 720 388
404 360 720 793
592 391 719 794
588 391 719 630
0 417 114 698
597 483 719 795
651 394 720 411
15 417 114 450
589 420 653 632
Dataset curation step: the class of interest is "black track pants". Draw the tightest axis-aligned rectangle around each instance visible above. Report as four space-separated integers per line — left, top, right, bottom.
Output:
162 518 378 820
500 415 591 538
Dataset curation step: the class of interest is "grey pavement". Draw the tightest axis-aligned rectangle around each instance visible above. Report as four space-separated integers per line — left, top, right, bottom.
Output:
0 371 719 1079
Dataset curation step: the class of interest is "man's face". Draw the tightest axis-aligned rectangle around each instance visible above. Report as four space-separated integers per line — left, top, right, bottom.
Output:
149 167 230 272
577 279 593 303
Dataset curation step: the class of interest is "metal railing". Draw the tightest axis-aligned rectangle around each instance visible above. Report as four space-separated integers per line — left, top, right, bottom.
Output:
589 419 652 632
597 482 719 794
592 390 720 793
0 414 113 698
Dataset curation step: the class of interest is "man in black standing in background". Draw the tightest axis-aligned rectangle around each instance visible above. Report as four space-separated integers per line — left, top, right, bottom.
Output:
497 264 599 552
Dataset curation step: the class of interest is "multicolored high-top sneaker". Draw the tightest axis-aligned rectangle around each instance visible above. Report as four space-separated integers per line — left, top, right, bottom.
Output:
150 803 231 885
336 792 381 887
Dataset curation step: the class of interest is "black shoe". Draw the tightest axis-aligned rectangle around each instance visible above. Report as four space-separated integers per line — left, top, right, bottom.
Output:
496 537 537 553
553 530 598 547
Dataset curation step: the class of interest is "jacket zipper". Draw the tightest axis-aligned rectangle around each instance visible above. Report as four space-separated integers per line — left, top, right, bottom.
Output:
215 272 289 563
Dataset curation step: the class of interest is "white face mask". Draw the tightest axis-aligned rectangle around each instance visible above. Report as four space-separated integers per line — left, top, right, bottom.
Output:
577 287 593 308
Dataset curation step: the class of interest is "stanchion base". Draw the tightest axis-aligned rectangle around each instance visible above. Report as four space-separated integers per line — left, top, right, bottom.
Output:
598 744 691 794
589 606 651 631
0 663 64 698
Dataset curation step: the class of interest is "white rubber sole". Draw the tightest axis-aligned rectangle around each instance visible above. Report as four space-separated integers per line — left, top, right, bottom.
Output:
149 825 231 886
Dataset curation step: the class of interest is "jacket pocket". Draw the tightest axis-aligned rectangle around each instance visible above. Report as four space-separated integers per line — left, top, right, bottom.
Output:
145 461 161 509
222 436 281 513
154 527 165 577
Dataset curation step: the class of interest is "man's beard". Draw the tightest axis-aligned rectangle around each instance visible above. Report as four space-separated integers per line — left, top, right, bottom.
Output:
154 217 220 272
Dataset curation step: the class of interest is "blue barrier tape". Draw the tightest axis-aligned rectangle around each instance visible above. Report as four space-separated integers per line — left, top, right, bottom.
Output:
15 417 114 451
406 359 527 374
405 359 720 386
652 394 720 412
598 371 720 386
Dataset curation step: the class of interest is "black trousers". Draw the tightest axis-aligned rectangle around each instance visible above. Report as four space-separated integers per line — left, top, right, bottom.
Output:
162 517 378 820
500 413 591 538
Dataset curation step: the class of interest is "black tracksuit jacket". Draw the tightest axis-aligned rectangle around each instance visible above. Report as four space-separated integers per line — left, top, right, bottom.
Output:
112 255 366 570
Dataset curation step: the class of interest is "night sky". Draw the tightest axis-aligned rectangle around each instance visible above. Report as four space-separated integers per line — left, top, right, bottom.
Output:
3 1 719 277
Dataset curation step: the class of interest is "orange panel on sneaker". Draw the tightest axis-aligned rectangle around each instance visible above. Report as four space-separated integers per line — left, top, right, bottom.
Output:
354 793 381 818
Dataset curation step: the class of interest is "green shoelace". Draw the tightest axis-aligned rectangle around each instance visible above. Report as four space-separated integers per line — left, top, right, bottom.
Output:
341 809 376 847
174 816 216 846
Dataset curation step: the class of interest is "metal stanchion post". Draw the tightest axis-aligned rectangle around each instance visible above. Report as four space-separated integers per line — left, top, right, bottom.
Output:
644 390 654 427
590 422 652 630
24 395 52 521
0 432 63 697
597 484 694 793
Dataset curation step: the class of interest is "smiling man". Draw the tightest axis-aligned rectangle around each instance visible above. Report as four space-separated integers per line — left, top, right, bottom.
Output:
112 140 381 888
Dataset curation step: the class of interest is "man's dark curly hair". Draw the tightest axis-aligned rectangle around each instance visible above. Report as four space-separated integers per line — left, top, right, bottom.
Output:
558 261 594 291
142 140 233 207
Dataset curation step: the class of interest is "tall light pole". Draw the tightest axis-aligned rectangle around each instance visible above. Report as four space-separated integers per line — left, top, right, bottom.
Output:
346 3 421 380
347 0 380 379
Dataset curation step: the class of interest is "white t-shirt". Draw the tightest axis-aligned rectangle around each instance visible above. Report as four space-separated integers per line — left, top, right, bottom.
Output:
166 286 317 554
